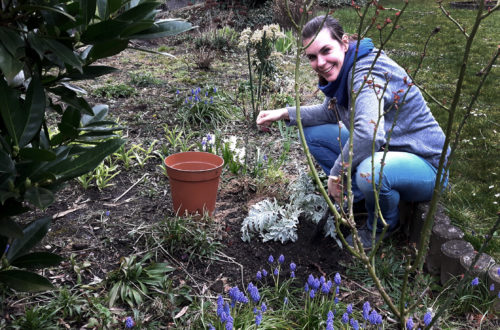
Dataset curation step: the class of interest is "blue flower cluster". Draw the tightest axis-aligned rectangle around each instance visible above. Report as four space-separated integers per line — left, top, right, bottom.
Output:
304 273 336 299
247 282 260 303
125 316 134 328
216 295 234 330
228 286 248 307
180 86 216 108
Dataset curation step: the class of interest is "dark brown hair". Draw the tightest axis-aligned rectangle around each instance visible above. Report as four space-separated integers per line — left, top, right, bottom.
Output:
302 15 345 43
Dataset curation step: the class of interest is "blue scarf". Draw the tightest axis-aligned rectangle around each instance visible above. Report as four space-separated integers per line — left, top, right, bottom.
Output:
318 38 374 109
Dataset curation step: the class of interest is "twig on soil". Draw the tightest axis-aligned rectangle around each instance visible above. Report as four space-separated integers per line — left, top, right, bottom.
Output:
114 173 148 203
52 205 85 219
212 251 245 290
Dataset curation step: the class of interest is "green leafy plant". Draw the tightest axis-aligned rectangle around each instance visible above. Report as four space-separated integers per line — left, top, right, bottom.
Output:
92 83 136 98
107 253 175 308
150 216 223 261
94 159 121 190
275 29 296 54
174 86 237 128
10 305 58 330
129 71 163 87
0 0 193 292
241 173 337 244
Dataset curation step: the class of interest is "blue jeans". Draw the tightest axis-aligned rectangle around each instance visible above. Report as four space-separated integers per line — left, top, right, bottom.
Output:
303 124 445 232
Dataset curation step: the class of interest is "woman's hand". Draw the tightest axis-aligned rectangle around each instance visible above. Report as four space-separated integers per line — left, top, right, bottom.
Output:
328 176 343 202
256 108 289 127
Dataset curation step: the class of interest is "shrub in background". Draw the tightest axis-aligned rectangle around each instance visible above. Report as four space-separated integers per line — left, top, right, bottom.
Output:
0 0 193 292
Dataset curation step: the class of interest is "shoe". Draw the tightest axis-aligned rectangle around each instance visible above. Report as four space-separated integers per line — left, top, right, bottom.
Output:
345 225 397 250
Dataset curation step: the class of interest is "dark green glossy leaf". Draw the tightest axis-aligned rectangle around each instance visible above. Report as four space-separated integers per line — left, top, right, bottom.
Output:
24 186 54 209
49 138 124 181
0 27 25 58
11 252 63 269
116 2 159 22
44 39 82 73
86 40 128 62
80 0 97 27
17 75 46 147
0 270 54 292
75 133 120 142
0 74 22 145
120 21 155 38
0 199 27 219
131 19 194 40
81 20 128 43
50 86 93 115
97 0 122 20
0 191 20 205
58 107 81 139
0 43 24 83
66 66 118 80
60 82 87 94
0 218 23 238
18 148 56 161
6 217 51 261
81 104 108 126
27 32 47 60
0 148 15 175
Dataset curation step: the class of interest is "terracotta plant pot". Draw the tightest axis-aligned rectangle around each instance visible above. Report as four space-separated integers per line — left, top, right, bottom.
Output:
164 151 224 216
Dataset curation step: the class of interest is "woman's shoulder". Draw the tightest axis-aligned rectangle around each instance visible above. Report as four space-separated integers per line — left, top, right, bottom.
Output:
353 49 407 78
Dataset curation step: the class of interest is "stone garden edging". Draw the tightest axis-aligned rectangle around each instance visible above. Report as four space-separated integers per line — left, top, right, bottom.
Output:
399 202 499 311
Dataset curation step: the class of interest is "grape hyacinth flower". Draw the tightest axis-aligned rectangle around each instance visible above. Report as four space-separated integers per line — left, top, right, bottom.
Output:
321 281 332 294
350 318 359 330
363 301 371 320
208 324 215 330
247 282 260 303
290 271 295 278
3 244 10 255
342 312 349 324
346 304 353 315
274 268 279 276
261 302 267 313
290 262 296 271
423 311 432 326
406 317 414 330
262 269 268 277
309 289 315 299
105 210 110 217
125 316 134 328
278 254 284 264
326 311 334 330
229 286 248 307
268 255 274 263
304 283 309 292
471 277 479 286
334 273 341 285
307 274 315 287
369 310 382 325
255 311 262 326
284 297 288 305
490 283 495 291
256 271 262 281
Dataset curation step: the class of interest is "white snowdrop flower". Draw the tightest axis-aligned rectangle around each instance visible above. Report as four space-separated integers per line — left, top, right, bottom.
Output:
489 185 494 189
472 193 476 196
494 201 498 205
495 193 500 198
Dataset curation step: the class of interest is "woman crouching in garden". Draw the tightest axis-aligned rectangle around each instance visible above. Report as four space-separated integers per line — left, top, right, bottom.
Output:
256 15 449 249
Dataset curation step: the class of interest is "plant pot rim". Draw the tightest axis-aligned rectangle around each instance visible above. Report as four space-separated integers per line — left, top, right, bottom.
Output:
164 151 224 173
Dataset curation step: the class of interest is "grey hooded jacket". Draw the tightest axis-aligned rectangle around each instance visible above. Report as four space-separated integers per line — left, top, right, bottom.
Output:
286 49 449 177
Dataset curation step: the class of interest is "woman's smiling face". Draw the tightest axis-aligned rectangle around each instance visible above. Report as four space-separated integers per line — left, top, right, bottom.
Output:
303 28 349 83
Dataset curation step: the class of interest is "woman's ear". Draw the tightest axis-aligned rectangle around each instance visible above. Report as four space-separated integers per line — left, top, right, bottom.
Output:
341 34 350 51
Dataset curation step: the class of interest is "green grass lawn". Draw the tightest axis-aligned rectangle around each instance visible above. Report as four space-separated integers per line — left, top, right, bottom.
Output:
330 0 499 259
